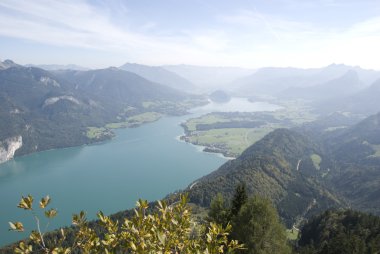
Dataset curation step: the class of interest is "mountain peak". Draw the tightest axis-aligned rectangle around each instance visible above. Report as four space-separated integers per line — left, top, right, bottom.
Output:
119 62 195 91
0 59 19 69
241 128 317 162
326 63 348 68
3 59 15 65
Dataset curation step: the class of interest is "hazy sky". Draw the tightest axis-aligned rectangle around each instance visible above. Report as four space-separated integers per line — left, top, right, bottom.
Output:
1 0 380 69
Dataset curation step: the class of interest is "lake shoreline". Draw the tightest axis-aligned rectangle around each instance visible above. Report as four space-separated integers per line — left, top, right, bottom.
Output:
175 134 236 160
2 112 168 166
0 97 280 247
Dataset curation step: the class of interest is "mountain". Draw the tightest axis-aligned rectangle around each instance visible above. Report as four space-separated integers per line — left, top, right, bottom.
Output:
187 111 380 226
298 209 380 254
327 111 380 156
209 90 231 103
320 112 380 214
297 111 380 215
163 64 254 91
53 67 199 116
0 59 20 70
317 78 380 115
281 70 362 101
0 62 202 163
25 64 89 71
0 65 98 161
233 66 320 95
319 63 380 86
119 63 195 92
187 128 343 226
234 64 380 97
55 68 187 105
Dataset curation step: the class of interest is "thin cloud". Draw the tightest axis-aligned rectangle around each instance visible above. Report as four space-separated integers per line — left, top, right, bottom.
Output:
219 9 316 42
0 0 379 69
0 0 228 65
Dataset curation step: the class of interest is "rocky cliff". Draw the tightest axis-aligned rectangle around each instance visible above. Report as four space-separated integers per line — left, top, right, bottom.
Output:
0 136 23 164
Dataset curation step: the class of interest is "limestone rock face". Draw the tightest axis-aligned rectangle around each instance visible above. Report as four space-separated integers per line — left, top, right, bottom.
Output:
0 136 23 164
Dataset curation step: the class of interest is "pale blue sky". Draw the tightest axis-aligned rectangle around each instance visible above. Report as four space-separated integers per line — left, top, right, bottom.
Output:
1 0 380 69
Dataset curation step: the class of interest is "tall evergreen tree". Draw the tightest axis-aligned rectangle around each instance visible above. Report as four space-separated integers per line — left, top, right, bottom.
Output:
207 193 230 227
232 196 291 254
231 182 248 217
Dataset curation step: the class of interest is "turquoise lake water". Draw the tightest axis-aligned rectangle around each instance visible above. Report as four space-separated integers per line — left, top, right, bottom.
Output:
0 98 280 246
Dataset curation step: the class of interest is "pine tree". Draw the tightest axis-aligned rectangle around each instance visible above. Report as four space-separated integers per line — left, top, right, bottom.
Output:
231 182 248 217
208 193 230 227
232 196 291 254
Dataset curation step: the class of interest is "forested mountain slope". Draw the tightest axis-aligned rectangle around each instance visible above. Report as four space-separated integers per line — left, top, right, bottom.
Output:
298 210 380 254
187 111 380 226
320 112 380 214
187 128 343 226
0 62 202 163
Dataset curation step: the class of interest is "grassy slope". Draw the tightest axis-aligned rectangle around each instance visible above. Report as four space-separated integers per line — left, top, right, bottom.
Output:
105 112 163 129
86 112 163 140
187 126 278 156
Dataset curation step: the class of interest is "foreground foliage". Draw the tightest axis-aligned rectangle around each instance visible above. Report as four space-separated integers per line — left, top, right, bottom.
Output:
9 194 243 254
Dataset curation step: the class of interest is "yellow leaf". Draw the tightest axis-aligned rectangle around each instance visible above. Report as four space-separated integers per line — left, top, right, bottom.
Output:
17 195 33 210
130 242 137 251
44 208 58 218
9 221 24 232
39 195 51 209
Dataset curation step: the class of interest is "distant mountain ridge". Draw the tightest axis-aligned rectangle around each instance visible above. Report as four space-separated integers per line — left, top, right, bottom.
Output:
55 67 187 104
317 77 380 115
234 64 380 97
119 63 195 92
163 64 254 91
281 70 362 101
25 63 89 71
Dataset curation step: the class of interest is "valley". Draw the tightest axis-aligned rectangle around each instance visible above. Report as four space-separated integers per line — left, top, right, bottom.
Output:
1 61 380 252
0 95 280 246
181 100 317 157
2 1 380 252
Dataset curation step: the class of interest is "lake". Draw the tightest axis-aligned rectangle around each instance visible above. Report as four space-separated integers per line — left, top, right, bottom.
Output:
0 98 279 247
